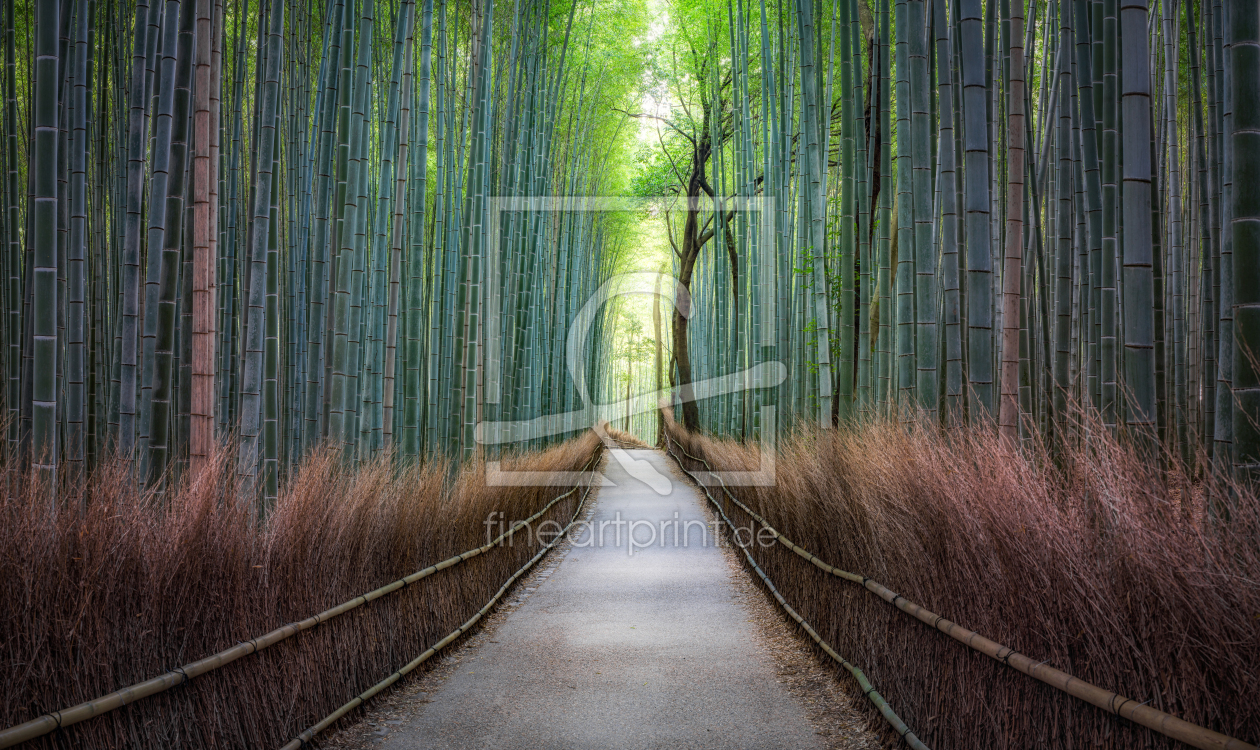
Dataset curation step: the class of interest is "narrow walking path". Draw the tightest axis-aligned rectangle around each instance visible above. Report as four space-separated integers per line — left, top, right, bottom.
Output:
359 449 854 749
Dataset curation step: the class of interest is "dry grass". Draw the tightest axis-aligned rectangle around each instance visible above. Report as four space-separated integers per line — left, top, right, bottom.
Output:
601 423 653 449
0 432 600 749
664 410 1259 749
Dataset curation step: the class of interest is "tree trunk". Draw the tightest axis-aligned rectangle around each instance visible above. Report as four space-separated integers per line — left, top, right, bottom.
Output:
673 197 701 431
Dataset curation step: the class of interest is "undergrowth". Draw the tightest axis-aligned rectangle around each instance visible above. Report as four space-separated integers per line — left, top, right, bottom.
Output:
664 410 1258 749
0 431 601 749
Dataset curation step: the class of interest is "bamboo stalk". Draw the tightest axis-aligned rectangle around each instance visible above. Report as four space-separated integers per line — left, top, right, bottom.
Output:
189 0 216 477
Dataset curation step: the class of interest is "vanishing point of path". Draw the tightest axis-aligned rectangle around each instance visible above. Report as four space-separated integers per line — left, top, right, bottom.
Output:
332 449 877 750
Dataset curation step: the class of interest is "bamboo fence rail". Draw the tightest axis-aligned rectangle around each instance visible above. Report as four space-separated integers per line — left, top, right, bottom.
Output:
279 446 605 749
0 445 604 749
664 434 1255 750
662 432 931 750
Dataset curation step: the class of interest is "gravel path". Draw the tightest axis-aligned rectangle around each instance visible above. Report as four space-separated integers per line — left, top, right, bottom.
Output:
325 449 878 750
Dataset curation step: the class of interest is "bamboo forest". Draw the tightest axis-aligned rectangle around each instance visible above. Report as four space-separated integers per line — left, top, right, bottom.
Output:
0 0 1256 747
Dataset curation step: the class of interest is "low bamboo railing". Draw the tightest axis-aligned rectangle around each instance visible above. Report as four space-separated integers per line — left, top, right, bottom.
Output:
664 434 1255 750
663 432 932 750
0 446 604 749
278 446 603 749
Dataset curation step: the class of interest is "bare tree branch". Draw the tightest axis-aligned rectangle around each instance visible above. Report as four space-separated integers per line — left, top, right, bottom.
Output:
657 128 689 187
612 108 695 144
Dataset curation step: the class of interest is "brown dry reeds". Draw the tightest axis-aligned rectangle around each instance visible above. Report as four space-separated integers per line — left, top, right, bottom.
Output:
664 410 1259 749
599 422 653 449
0 432 600 749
